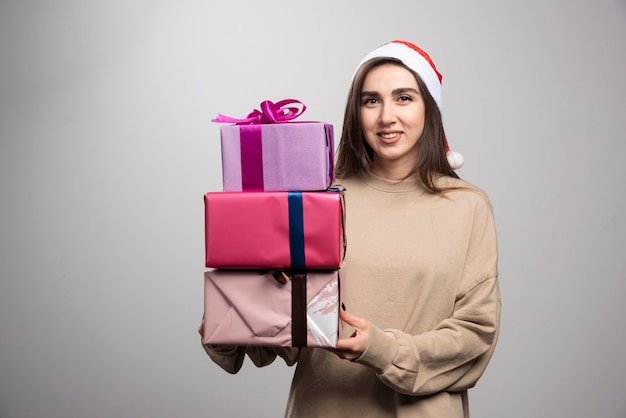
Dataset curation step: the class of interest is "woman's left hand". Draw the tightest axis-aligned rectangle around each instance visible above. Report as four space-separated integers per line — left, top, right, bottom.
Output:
330 308 371 361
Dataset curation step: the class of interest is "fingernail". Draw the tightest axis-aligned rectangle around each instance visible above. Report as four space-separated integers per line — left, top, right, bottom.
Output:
341 303 346 311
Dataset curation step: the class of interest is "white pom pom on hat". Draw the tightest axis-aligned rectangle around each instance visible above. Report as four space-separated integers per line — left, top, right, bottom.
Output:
356 40 464 170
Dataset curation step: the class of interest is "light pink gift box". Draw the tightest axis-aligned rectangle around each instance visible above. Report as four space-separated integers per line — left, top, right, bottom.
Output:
204 189 345 269
203 264 345 347
219 122 334 192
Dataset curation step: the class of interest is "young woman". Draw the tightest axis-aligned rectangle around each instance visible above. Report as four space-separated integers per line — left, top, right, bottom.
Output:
201 40 501 418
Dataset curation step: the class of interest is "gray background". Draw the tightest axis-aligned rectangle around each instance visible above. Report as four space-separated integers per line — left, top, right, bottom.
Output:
1 1 625 417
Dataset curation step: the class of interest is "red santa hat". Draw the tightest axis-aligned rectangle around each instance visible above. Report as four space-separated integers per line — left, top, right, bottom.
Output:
356 40 464 169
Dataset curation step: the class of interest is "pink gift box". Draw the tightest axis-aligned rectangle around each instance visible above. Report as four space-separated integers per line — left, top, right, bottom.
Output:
219 122 334 192
205 189 345 269
203 265 345 347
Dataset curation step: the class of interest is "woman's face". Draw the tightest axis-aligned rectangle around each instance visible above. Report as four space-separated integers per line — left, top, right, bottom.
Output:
360 64 425 179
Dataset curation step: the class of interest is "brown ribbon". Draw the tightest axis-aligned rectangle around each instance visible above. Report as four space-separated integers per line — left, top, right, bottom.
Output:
266 270 307 347
291 273 307 347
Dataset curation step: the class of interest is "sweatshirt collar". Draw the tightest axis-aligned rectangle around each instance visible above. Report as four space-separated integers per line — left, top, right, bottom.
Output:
361 172 426 193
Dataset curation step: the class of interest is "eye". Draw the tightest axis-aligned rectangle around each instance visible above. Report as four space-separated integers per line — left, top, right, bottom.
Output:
397 95 413 102
361 97 379 106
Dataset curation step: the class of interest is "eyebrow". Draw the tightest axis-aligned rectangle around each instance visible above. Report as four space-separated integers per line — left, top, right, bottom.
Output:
361 87 420 97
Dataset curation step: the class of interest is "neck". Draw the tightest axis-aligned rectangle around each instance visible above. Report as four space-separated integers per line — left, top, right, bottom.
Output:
371 160 414 180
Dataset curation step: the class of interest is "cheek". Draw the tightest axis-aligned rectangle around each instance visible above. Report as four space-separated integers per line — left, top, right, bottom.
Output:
417 118 425 135
408 109 426 136
362 130 377 150
359 109 374 130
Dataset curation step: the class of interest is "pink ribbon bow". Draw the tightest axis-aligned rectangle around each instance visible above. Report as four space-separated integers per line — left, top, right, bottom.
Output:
211 99 306 124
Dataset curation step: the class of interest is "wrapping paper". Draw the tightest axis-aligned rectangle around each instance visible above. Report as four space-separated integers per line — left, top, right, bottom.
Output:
204 189 345 269
219 122 334 192
202 264 345 347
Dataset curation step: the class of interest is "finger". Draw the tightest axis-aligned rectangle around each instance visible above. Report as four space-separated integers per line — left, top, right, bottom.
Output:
339 307 353 324
339 308 366 329
198 318 205 336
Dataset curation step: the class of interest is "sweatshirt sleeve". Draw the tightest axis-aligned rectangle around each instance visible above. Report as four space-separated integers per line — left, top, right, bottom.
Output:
355 192 501 396
202 344 300 374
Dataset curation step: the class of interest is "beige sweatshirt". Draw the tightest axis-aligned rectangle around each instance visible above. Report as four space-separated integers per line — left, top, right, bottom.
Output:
204 173 501 418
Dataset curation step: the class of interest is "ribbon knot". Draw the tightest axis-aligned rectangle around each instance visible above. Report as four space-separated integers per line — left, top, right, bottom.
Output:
211 99 306 125
266 269 291 285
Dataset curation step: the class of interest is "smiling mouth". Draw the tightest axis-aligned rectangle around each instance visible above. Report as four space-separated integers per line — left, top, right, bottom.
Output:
379 132 402 143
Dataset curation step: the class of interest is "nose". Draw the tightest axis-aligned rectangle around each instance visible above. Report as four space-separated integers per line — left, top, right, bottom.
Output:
379 102 396 125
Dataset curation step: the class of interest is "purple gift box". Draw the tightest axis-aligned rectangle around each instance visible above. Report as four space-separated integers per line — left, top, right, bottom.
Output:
219 122 335 192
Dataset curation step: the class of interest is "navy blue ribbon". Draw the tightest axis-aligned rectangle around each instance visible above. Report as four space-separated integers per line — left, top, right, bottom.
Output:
288 192 305 268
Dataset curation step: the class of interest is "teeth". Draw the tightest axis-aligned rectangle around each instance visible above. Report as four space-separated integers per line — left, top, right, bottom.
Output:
380 132 399 139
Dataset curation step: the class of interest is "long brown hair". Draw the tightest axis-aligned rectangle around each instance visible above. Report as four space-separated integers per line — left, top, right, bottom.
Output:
335 57 459 193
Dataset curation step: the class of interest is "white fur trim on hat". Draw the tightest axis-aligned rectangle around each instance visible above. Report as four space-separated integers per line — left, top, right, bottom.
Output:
356 40 463 169
446 150 464 170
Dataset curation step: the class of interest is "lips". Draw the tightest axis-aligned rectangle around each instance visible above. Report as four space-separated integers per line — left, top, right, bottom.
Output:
378 131 402 144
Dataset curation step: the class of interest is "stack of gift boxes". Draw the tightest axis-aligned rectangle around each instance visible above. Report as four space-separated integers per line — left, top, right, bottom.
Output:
202 100 346 348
